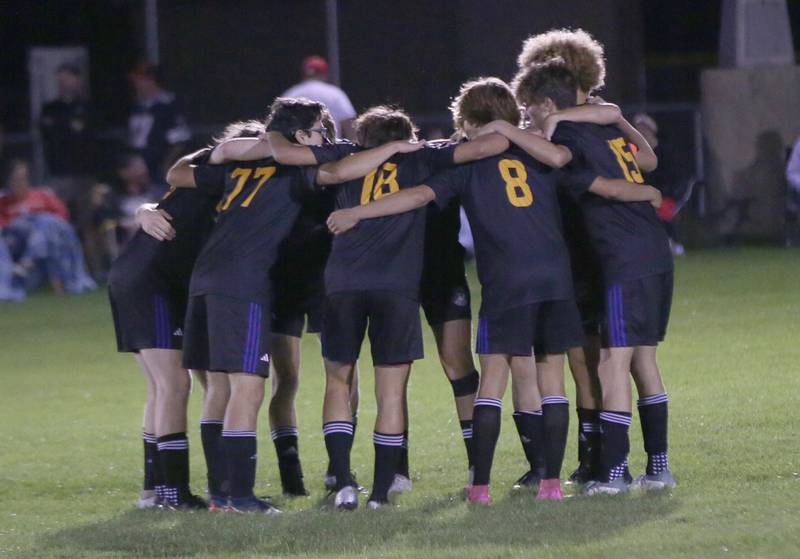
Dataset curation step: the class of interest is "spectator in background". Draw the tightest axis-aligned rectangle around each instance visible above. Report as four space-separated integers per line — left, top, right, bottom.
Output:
128 62 191 182
282 55 357 139
110 152 162 244
0 158 96 296
784 136 800 247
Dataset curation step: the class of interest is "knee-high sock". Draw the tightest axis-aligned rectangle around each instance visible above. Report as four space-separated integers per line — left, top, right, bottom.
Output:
471 398 503 486
637 393 669 475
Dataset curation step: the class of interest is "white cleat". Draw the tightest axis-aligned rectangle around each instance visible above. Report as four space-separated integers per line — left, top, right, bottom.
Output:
366 500 391 510
583 478 630 496
634 469 677 491
388 474 412 496
137 490 158 509
334 486 359 511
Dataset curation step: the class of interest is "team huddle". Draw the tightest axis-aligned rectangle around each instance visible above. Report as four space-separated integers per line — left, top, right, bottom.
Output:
109 28 675 513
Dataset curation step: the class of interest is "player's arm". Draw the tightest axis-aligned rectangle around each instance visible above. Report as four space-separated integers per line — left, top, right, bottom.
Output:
479 120 572 168
326 186 435 235
542 103 622 140
615 117 658 172
316 140 424 186
209 138 270 164
266 131 319 165
166 147 211 187
135 203 175 241
588 177 662 208
452 133 510 164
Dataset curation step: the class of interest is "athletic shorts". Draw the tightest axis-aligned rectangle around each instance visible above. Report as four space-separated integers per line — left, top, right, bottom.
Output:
108 274 186 353
182 293 271 376
321 290 423 366
420 273 472 326
573 273 605 336
602 271 673 348
476 299 585 356
271 288 324 338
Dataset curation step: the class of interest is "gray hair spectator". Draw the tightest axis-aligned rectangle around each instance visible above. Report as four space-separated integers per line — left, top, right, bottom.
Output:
128 62 191 181
282 55 357 139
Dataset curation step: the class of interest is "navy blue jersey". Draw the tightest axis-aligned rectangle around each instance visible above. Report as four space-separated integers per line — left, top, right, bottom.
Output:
189 157 318 302
427 146 573 316
109 165 224 288
553 122 672 282
315 144 456 295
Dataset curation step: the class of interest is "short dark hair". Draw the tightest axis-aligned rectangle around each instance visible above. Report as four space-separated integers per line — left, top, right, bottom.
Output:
265 97 332 143
451 77 520 131
355 106 417 148
513 57 577 110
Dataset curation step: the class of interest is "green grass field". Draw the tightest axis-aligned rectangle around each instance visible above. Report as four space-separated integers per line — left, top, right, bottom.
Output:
1 248 799 558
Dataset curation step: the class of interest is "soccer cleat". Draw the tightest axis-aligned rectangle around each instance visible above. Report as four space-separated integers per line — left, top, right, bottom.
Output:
567 464 592 485
536 478 563 501
279 463 309 497
228 496 282 515
137 490 158 509
333 485 359 511
634 469 677 491
366 499 391 510
512 469 543 491
165 492 208 511
467 484 491 505
388 474 412 496
207 495 229 512
583 478 630 496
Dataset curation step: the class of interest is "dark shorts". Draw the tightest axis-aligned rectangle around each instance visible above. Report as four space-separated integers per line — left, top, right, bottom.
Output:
321 290 424 366
183 293 271 376
271 291 324 338
602 271 673 348
420 273 472 326
108 275 186 353
476 299 585 356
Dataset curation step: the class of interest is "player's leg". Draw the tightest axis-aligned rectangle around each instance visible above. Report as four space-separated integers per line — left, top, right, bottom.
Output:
586 345 634 495
567 336 603 483
140 348 200 508
269 333 307 496
509 354 547 497
134 353 161 508
468 353 512 504
320 292 367 508
432 318 479 478
536 352 569 499
631 345 674 489
199 371 229 510
368 363 411 506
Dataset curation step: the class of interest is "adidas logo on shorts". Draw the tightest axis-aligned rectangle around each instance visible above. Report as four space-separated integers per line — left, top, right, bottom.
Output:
260 353 270 363
452 288 468 307
172 328 183 336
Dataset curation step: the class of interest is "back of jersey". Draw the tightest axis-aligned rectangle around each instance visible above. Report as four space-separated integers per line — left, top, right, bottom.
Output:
190 157 316 302
325 145 455 295
553 122 672 283
427 146 573 316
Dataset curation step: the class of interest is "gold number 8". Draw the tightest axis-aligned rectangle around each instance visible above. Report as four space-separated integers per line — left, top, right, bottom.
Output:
499 159 534 207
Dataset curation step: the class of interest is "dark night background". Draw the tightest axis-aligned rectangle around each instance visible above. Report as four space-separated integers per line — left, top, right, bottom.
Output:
1 0 799 133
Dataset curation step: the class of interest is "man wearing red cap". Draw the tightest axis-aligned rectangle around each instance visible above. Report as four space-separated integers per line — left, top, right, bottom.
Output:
282 55 356 139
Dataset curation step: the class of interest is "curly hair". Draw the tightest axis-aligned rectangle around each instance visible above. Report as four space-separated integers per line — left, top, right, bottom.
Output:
355 105 418 148
265 97 334 143
515 28 605 94
450 77 520 132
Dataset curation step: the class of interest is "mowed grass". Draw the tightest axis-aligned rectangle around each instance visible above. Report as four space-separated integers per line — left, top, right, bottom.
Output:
1 248 799 559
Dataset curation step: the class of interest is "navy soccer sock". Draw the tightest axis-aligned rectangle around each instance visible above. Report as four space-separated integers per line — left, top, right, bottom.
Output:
577 407 601 473
369 432 404 503
459 420 475 468
542 396 570 479
512 409 545 473
200 420 226 499
323 421 355 489
272 426 305 493
637 393 669 475
222 430 258 501
143 432 158 492
157 432 190 505
471 398 503 486
599 411 632 482
397 430 410 478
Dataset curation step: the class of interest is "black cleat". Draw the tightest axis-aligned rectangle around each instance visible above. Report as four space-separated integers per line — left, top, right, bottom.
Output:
280 463 309 497
228 496 282 515
568 464 593 485
512 469 543 491
164 492 208 511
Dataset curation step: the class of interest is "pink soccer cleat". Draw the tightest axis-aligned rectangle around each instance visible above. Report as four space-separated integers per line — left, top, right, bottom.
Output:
536 478 563 501
468 484 491 505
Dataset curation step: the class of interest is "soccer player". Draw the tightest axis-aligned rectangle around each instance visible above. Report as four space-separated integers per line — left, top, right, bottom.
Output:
108 122 262 510
179 98 424 513
515 59 674 495
268 105 508 509
513 27 609 484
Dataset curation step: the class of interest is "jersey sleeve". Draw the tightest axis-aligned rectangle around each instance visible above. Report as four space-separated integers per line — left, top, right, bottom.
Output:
426 166 467 208
310 141 358 164
193 164 227 197
552 122 583 160
557 166 598 199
